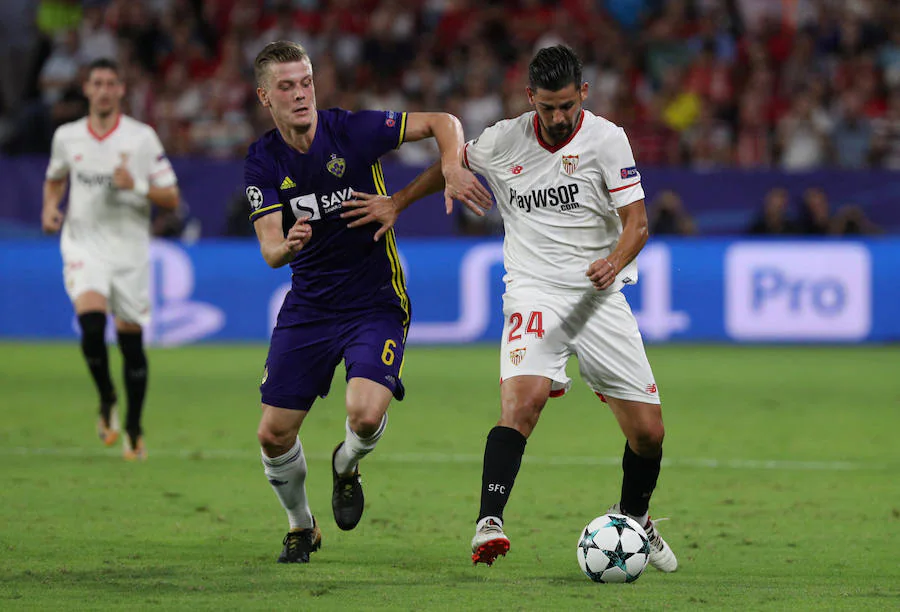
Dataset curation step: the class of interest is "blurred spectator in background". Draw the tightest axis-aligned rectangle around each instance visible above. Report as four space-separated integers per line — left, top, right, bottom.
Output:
681 101 733 169
832 90 874 168
797 187 831 235
39 30 83 108
748 187 797 235
776 90 831 170
79 4 118 63
0 0 41 147
0 0 898 229
649 189 697 236
190 94 254 159
871 88 900 169
830 204 882 236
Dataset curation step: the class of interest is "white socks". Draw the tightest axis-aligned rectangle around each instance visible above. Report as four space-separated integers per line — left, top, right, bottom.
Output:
261 437 313 530
477 516 503 531
627 511 650 528
333 414 388 476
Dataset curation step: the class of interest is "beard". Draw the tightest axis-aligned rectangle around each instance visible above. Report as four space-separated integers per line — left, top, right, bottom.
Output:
546 121 573 142
93 103 115 118
539 112 578 144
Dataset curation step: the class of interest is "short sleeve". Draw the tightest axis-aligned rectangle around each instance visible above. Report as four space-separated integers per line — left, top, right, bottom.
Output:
45 129 69 180
244 153 282 222
462 123 499 176
345 110 407 160
144 129 177 188
599 127 645 208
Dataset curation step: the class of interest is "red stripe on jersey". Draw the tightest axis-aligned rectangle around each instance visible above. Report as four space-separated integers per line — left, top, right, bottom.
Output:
463 142 471 169
533 110 584 153
87 114 121 141
609 180 641 193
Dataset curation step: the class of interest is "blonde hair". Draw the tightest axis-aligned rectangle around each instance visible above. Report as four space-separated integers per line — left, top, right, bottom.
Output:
254 41 310 87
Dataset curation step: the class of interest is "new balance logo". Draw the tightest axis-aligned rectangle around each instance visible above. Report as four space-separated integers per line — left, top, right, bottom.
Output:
646 383 658 394
269 478 288 486
280 176 297 190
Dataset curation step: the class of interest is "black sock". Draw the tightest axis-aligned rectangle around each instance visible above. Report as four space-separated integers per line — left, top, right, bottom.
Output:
77 312 116 404
478 426 527 522
620 442 661 519
117 330 148 444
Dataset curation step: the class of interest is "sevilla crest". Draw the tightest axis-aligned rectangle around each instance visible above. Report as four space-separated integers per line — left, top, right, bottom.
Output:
561 154 579 175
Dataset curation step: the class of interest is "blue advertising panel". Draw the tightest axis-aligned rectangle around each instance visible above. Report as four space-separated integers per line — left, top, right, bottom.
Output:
1 238 898 344
3 156 900 236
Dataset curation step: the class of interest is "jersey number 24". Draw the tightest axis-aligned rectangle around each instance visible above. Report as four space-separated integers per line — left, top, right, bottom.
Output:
508 311 545 343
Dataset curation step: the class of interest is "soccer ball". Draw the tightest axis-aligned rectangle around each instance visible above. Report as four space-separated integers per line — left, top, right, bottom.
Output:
576 513 650 583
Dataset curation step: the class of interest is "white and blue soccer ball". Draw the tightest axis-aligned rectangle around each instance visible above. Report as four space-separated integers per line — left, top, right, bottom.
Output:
576 513 650 583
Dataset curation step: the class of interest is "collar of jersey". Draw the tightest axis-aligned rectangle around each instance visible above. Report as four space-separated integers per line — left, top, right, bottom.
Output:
533 109 584 153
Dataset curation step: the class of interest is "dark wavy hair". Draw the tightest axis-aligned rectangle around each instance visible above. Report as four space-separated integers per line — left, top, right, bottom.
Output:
528 45 583 91
86 58 119 80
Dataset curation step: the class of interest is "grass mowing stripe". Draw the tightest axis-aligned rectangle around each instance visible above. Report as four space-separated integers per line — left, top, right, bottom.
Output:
1 446 891 471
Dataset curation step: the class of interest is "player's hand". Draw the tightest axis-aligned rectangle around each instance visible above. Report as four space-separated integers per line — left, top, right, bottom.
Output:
442 166 493 216
341 191 398 241
112 152 134 190
587 257 618 291
284 216 312 255
41 207 64 234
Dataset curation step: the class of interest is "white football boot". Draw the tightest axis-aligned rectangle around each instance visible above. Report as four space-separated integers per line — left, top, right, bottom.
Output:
471 517 510 566
608 503 678 572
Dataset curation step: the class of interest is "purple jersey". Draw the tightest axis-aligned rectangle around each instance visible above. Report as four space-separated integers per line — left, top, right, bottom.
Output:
245 108 409 319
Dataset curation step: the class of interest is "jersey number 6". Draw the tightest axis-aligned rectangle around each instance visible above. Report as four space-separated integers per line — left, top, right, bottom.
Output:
508 311 545 343
381 339 397 366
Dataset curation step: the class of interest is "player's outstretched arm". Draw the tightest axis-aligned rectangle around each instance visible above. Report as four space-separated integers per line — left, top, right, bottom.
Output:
42 178 67 234
586 199 649 291
254 210 312 268
403 113 493 213
342 160 493 240
342 163 459 241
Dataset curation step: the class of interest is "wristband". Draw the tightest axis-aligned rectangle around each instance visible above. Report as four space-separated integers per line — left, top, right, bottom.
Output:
132 178 149 197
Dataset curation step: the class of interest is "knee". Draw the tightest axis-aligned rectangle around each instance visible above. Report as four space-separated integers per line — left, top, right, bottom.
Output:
630 421 665 456
77 311 107 338
499 396 546 438
257 423 294 455
347 411 384 438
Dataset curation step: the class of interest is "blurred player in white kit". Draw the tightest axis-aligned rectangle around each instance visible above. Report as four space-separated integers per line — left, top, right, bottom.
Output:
42 58 179 460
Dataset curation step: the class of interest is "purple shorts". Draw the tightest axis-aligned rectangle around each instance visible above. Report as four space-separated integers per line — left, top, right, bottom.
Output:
260 304 408 411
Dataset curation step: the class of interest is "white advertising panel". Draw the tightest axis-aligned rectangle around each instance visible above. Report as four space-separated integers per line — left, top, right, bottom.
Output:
725 243 871 340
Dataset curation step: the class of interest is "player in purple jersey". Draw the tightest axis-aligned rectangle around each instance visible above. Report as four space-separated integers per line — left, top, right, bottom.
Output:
245 41 492 564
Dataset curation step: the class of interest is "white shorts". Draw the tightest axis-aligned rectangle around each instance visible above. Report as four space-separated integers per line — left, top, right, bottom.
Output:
499 287 659 404
62 248 151 327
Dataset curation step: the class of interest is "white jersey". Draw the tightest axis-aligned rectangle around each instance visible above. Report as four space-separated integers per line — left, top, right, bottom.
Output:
46 114 176 263
464 109 645 295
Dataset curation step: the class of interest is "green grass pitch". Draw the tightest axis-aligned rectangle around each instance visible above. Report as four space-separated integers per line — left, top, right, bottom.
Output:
1 342 898 610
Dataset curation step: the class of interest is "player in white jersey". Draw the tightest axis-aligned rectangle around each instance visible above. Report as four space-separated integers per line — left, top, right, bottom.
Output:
343 45 678 572
42 58 179 461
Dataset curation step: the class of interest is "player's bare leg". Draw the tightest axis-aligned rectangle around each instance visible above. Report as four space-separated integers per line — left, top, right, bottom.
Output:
605 396 677 572
73 291 119 447
472 375 551 565
258 404 320 562
116 318 148 460
331 378 392 531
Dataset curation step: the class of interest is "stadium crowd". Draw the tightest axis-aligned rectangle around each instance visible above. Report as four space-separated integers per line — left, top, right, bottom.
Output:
1 0 899 170
0 0 891 236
